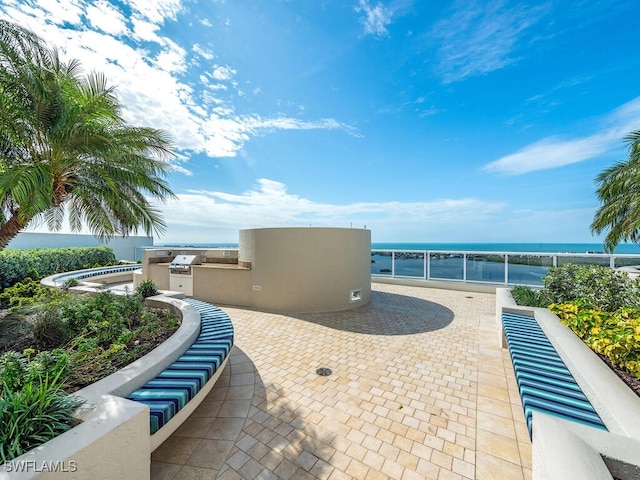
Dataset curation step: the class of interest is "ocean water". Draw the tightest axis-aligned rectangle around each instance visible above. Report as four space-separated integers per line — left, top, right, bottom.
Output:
370 242 640 254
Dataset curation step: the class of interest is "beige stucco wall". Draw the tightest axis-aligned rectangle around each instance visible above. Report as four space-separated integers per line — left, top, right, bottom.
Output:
239 227 371 312
192 266 252 306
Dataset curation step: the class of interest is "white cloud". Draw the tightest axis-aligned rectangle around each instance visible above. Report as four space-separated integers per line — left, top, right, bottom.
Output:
432 1 549 83
36 0 84 26
154 178 506 242
193 43 215 61
355 0 392 38
85 0 128 36
122 0 184 25
484 96 640 175
212 64 236 81
0 1 356 163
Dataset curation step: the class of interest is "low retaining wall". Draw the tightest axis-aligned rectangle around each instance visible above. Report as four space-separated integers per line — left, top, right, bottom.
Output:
496 288 640 480
1 267 230 479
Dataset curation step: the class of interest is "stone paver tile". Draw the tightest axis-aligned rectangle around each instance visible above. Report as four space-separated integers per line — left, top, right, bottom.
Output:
174 465 218 480
309 458 335 480
152 436 202 465
477 410 517 439
476 452 524 480
438 469 464 480
273 459 298 480
518 441 533 469
328 450 352 471
186 439 234 470
226 384 255 400
328 469 352 480
173 417 215 438
362 449 386 470
476 395 513 419
216 467 243 480
226 449 251 471
247 440 271 462
205 417 245 441
150 461 182 480
476 429 522 465
191 400 223 418
295 450 319 471
218 399 252 418
238 458 264 478
345 459 370 480
452 457 474 479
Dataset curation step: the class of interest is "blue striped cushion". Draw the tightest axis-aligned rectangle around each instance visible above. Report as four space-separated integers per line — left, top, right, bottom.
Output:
126 299 234 434
502 313 607 438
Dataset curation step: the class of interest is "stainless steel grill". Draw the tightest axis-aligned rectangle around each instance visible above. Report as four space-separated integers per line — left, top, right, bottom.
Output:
168 254 201 274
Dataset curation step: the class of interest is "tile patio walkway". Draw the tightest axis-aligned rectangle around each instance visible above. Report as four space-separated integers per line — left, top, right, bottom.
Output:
150 283 531 479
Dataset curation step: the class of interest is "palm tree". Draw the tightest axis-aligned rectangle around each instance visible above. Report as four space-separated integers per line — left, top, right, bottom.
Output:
0 20 176 250
591 130 640 253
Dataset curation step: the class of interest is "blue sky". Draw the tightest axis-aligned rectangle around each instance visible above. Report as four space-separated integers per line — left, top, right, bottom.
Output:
4 0 640 245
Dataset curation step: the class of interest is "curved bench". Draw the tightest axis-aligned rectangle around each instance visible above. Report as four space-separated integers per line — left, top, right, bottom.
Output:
501 312 607 437
126 298 234 449
43 264 142 284
42 268 235 452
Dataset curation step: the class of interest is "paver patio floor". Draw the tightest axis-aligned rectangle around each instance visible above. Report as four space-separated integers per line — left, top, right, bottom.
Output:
151 283 531 479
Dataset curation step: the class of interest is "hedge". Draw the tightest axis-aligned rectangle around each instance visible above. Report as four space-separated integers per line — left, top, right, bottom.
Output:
0 247 116 288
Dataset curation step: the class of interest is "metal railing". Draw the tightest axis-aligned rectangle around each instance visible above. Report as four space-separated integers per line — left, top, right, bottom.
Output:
370 249 640 287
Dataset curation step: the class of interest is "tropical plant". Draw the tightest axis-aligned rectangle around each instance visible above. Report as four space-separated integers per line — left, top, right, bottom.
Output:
0 20 176 251
591 129 640 252
136 279 160 298
0 350 82 464
542 263 640 312
510 285 548 308
550 302 640 379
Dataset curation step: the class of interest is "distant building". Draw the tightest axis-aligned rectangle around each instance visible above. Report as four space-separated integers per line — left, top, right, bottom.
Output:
7 232 153 261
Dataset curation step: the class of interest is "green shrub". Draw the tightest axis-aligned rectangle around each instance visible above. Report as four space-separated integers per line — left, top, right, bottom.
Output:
0 350 70 392
62 278 80 290
0 278 59 310
0 246 116 288
550 302 640 379
136 279 160 298
32 308 69 349
542 264 640 312
511 285 548 307
0 369 83 463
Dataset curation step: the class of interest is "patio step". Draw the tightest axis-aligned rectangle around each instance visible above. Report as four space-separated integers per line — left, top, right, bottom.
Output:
501 312 607 438
127 299 234 434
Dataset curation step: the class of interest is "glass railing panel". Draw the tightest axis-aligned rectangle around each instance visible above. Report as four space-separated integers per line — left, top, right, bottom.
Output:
371 251 393 276
392 252 425 278
507 255 553 286
466 254 506 283
429 253 464 280
613 256 640 269
557 255 610 268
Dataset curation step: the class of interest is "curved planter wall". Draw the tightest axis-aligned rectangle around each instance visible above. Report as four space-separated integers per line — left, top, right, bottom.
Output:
1 271 202 480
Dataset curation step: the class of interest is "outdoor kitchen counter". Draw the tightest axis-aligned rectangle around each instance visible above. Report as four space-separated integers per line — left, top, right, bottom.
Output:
155 262 251 269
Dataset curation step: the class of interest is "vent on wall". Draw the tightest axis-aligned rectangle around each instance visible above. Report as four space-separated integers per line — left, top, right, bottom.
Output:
350 289 362 303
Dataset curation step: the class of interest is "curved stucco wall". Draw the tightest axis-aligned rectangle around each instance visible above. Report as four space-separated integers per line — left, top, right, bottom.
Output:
239 227 371 313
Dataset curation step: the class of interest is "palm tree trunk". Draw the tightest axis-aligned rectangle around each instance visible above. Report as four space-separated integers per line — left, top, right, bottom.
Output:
0 211 27 251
